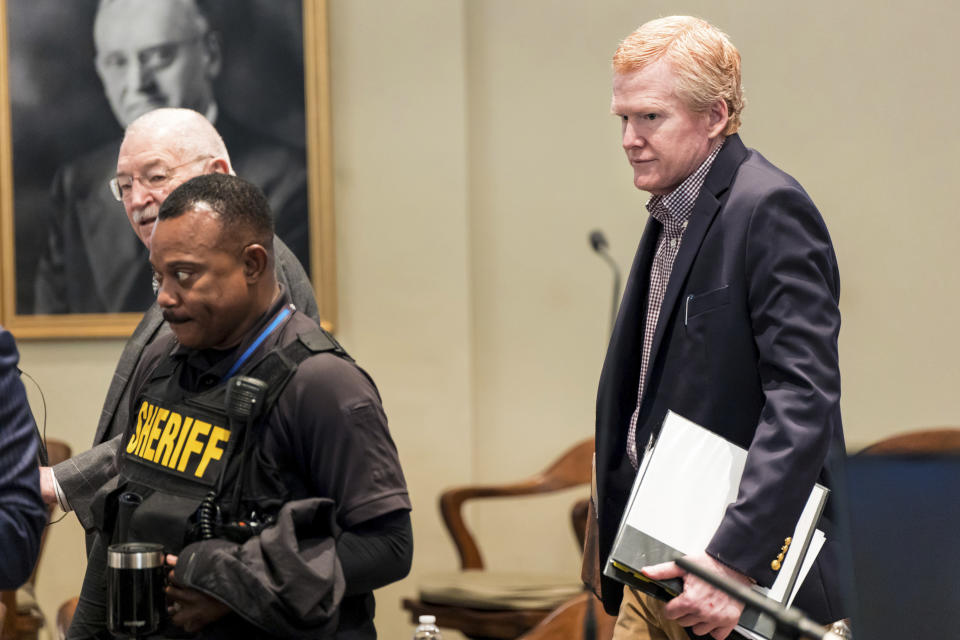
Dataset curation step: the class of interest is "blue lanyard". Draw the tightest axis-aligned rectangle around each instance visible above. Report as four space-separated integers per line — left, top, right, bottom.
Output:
222 304 294 381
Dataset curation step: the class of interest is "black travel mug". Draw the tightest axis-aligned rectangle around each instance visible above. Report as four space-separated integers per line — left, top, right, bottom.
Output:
106 542 165 638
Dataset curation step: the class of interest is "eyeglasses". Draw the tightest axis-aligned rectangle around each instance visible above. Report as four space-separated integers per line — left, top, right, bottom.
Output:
109 155 213 202
96 35 205 78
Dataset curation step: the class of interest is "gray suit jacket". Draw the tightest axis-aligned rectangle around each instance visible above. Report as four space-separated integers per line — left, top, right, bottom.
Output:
54 238 319 528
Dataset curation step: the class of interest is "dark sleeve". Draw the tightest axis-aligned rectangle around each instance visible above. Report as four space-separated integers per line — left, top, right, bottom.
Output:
706 185 842 582
338 509 413 596
276 354 411 529
0 329 47 589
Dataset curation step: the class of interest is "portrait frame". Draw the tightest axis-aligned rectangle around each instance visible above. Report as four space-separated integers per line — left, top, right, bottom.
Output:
0 0 336 338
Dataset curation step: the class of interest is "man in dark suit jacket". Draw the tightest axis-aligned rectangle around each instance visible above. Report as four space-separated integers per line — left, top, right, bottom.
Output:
32 0 308 314
0 327 47 589
39 108 319 533
591 17 845 640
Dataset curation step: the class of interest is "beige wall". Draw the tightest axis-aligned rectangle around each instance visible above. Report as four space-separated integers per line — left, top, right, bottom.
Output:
13 1 960 636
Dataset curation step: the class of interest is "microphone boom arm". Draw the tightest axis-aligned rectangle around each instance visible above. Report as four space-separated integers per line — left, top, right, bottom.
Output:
674 556 835 640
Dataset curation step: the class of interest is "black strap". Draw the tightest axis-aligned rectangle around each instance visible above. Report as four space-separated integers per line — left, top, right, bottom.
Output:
245 328 351 411
222 328 352 515
142 328 348 430
296 327 352 361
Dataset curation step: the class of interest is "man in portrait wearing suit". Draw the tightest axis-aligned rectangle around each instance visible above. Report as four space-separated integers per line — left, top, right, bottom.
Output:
589 16 846 640
39 108 319 540
0 327 47 589
33 0 308 314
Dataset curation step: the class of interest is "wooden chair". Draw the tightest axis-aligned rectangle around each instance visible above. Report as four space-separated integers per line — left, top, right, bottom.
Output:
402 439 607 640
1 439 72 640
515 592 615 640
857 427 960 455
56 597 78 640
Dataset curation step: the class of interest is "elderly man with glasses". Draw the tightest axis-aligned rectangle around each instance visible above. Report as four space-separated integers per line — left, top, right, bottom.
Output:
32 0 308 314
40 107 319 557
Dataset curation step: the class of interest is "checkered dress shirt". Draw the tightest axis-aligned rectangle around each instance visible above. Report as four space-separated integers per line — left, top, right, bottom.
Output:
626 141 724 469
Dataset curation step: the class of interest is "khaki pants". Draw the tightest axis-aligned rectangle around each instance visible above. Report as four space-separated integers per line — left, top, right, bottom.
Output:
612 586 690 640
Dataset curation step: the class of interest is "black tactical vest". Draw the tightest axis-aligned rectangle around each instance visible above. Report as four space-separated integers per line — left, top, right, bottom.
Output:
96 325 351 555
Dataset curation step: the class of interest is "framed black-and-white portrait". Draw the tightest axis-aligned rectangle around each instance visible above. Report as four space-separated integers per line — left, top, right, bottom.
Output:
0 0 335 337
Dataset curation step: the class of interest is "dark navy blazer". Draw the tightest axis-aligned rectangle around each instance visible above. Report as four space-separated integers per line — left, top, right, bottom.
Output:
0 327 46 588
594 134 846 624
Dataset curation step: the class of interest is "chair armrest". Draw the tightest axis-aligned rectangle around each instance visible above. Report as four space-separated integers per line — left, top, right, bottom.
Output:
515 591 615 640
440 440 594 569
858 427 960 455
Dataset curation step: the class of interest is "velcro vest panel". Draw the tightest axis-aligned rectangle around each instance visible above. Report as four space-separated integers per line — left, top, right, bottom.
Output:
105 327 350 553
121 394 233 495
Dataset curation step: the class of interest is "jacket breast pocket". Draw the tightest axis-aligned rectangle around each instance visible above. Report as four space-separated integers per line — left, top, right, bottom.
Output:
684 285 730 325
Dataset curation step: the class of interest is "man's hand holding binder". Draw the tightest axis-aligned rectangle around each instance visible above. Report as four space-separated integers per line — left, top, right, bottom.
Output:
643 552 751 640
603 412 829 640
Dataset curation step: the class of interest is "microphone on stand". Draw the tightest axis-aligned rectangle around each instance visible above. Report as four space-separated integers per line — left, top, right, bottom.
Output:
583 232 624 637
588 230 622 336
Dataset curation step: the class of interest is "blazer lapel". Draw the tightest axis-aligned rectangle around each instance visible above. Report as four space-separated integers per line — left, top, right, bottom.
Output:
609 214 659 352
644 135 749 387
596 214 659 475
